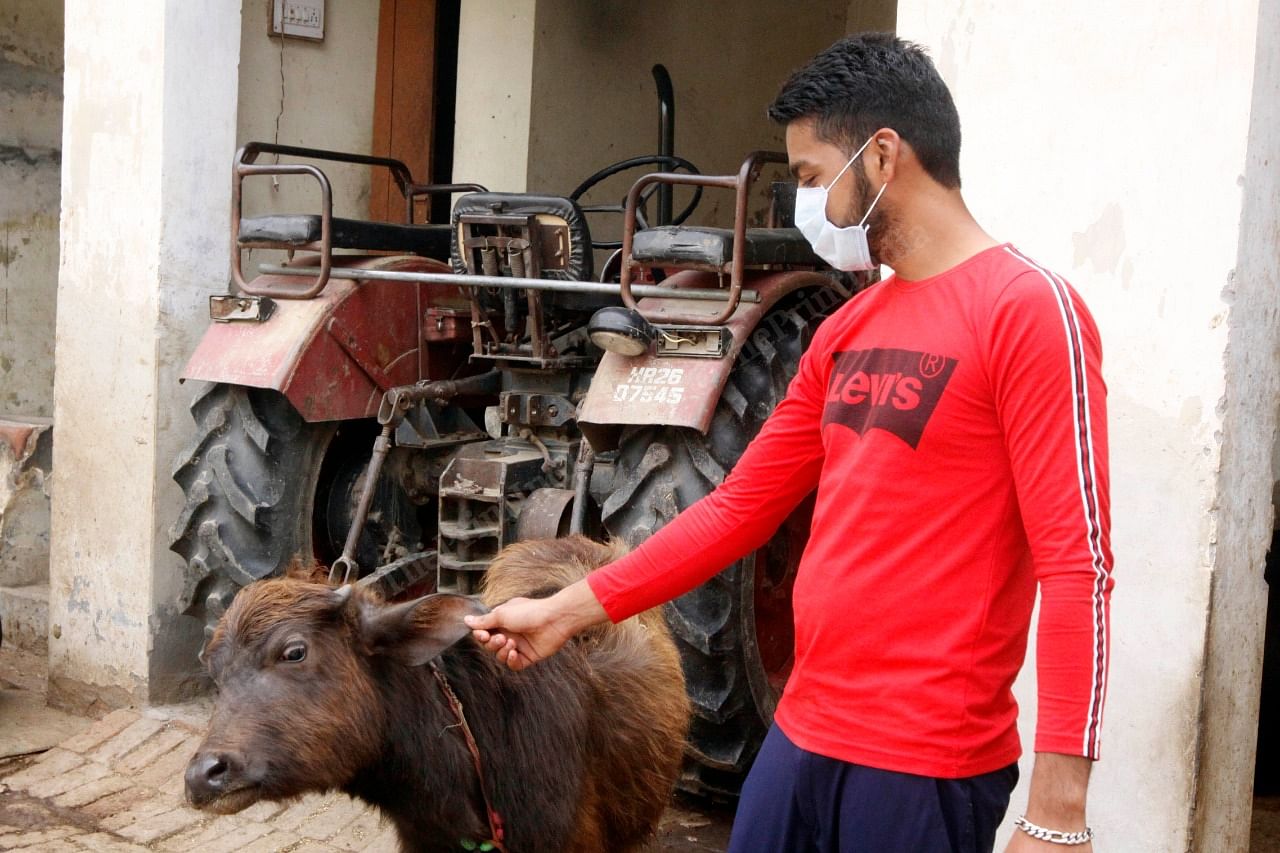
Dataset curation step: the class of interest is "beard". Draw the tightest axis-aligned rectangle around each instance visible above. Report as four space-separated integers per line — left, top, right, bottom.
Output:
847 162 905 267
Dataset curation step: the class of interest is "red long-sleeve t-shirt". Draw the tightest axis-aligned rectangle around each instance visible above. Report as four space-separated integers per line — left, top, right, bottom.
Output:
587 244 1114 779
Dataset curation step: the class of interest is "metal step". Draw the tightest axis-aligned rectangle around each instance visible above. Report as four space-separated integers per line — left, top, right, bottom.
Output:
439 487 501 502
437 557 491 574
355 551 437 599
438 521 500 541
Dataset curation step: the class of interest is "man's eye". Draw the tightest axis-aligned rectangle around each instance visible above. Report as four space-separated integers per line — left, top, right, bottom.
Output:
280 644 307 663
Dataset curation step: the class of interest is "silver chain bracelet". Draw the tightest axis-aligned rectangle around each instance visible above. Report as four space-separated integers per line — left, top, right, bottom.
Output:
1014 816 1093 845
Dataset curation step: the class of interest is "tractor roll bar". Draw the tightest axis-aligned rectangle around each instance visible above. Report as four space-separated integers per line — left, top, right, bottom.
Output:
231 142 485 299
652 64 675 226
241 141 417 195
404 183 488 224
619 150 787 326
232 155 334 299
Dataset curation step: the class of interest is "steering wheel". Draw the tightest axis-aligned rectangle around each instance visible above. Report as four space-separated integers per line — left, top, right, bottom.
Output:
569 154 703 250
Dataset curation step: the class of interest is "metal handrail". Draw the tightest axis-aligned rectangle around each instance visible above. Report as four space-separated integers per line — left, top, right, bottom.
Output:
256 263 762 303
619 150 788 326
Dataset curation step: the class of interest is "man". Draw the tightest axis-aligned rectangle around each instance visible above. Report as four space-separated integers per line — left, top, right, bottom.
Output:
466 34 1112 853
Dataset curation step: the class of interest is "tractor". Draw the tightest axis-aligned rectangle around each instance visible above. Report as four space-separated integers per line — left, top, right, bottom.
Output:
170 68 862 798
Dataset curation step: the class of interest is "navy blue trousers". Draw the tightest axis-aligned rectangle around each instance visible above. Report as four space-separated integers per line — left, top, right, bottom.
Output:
727 726 1019 853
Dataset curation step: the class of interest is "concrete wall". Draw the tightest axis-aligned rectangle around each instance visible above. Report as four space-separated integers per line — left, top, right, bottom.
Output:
236 0 380 246
44 0 384 709
846 0 897 33
0 0 63 417
49 0 242 710
452 1 869 240
453 0 537 194
522 0 849 243
1195 0 1280 841
896 1 1278 849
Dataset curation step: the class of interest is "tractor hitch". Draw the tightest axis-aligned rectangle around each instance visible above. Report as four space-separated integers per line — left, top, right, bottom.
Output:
329 371 501 585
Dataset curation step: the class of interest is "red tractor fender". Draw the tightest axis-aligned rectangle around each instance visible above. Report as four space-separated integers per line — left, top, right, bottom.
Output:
182 256 467 422
578 269 842 449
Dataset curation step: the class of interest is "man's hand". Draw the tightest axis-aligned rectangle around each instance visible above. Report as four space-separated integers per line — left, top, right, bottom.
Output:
1004 752 1092 852
465 578 608 671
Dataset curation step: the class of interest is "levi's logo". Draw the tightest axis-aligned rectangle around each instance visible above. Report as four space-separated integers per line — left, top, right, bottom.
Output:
822 348 958 449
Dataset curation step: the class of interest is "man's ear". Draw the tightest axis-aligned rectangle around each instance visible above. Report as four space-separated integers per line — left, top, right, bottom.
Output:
357 594 490 667
869 127 901 184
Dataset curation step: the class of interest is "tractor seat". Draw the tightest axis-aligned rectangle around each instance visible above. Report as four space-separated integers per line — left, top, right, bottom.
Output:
631 225 821 270
238 214 453 260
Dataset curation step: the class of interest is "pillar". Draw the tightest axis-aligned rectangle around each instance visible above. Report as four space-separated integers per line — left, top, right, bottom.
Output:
48 0 242 710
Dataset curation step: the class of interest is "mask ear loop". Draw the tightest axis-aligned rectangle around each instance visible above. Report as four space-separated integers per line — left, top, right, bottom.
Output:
823 134 878 192
858 180 890 228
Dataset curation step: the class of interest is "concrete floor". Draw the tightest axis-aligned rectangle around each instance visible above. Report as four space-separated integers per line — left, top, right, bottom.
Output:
0 644 733 852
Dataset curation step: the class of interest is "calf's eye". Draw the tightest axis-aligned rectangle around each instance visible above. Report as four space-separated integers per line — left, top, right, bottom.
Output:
281 643 307 663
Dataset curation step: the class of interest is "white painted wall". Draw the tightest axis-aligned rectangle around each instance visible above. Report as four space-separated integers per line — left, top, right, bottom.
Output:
0 0 63 417
896 1 1277 849
49 0 242 708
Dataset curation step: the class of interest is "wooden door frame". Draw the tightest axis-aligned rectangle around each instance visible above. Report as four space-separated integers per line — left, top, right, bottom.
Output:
369 0 437 223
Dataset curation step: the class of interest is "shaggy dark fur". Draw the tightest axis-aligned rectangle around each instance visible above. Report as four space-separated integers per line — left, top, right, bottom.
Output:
184 537 690 853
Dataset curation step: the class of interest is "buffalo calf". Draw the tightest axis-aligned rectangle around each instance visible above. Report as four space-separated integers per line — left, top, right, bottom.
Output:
184 536 690 853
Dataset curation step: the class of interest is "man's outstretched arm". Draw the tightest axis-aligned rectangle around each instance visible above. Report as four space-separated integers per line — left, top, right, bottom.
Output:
468 324 834 666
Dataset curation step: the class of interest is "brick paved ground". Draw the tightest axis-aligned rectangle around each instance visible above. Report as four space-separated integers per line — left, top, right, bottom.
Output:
0 707 402 852
0 647 734 852
0 706 733 852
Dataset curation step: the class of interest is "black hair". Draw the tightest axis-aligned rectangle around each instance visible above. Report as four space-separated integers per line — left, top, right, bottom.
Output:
768 33 962 188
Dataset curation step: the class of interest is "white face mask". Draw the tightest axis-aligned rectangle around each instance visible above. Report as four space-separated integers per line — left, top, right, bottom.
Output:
793 135 889 272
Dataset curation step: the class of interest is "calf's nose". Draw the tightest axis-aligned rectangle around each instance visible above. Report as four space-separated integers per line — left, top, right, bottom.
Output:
185 750 243 804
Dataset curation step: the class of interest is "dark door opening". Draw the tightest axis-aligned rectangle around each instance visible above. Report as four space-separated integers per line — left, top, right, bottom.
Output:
1255 529 1280 794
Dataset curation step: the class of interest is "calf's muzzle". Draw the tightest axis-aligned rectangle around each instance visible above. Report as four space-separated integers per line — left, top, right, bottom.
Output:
185 749 249 808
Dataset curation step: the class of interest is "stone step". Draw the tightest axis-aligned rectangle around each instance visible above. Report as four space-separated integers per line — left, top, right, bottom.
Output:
0 583 49 656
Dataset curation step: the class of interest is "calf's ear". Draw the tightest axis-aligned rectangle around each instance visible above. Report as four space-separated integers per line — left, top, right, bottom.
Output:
358 594 490 667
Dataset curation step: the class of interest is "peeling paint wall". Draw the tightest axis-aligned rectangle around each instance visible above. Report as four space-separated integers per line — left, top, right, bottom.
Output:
47 0 380 710
896 1 1275 848
0 0 63 417
1194 0 1280 842
0 418 52 587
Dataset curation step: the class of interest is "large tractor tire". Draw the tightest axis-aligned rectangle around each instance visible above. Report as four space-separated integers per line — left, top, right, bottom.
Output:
601 298 826 800
169 384 421 647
